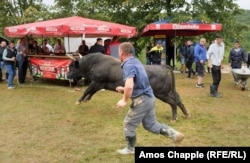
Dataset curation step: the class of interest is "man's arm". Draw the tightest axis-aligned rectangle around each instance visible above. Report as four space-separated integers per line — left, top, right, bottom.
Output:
116 77 134 108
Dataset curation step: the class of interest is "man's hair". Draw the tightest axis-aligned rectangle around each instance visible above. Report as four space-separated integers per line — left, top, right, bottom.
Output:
215 33 223 39
119 42 133 55
97 38 102 42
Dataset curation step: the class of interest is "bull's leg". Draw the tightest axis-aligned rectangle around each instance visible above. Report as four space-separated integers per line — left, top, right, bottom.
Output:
177 102 190 119
173 92 190 120
170 104 178 122
76 82 103 105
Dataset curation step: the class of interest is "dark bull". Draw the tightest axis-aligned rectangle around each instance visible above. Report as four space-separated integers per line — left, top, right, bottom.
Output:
67 53 190 121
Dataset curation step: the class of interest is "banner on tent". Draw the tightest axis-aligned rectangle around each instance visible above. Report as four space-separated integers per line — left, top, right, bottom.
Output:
30 57 71 80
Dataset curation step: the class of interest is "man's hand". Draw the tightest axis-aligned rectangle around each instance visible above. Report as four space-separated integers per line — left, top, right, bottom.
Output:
116 99 127 108
11 57 16 61
116 86 124 93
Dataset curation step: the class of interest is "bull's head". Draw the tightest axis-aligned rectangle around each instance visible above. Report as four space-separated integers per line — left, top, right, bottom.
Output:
66 54 83 84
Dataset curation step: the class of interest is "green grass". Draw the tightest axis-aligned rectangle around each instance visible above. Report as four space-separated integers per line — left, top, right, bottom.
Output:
0 70 250 162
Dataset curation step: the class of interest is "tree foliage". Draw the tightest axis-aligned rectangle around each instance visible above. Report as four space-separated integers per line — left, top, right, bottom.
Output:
1 0 249 54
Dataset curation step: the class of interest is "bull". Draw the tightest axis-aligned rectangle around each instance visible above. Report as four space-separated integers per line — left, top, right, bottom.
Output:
67 53 190 121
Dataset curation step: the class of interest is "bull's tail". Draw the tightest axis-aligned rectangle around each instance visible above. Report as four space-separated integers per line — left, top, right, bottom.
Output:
165 65 177 92
164 65 182 104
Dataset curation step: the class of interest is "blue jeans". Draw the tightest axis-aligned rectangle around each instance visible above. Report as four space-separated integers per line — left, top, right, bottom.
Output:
5 64 16 87
0 61 4 80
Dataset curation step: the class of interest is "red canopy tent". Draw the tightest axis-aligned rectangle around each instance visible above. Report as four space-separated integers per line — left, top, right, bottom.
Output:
4 16 137 81
4 16 137 38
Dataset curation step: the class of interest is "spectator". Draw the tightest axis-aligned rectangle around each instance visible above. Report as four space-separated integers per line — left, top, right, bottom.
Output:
0 40 7 82
54 39 66 54
2 41 17 89
149 40 163 65
88 38 105 54
145 42 152 65
194 38 207 88
179 41 187 73
109 36 121 58
185 40 195 79
16 37 29 55
206 40 215 73
207 34 225 98
104 39 112 55
28 39 35 54
166 41 175 68
32 40 42 55
16 47 28 86
41 39 50 54
78 40 89 56
228 41 247 84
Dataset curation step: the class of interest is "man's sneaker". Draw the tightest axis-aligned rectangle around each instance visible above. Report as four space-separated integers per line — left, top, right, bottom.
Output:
8 86 15 89
117 147 135 155
196 83 204 88
173 132 185 145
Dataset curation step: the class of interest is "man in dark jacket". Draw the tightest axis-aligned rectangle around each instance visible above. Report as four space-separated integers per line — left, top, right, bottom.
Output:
185 40 195 78
0 41 7 82
228 41 247 84
88 38 105 54
78 40 89 56
2 41 17 89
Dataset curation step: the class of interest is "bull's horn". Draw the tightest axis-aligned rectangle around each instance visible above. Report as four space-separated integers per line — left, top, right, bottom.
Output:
78 53 83 59
66 54 76 61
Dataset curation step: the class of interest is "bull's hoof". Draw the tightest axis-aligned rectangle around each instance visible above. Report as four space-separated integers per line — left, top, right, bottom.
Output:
76 101 81 105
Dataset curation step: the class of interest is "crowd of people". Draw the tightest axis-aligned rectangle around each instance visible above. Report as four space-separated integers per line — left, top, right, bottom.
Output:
1 35 249 93
145 34 250 98
0 36 123 89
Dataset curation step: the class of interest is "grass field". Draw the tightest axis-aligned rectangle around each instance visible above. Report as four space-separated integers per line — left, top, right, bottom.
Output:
0 69 250 163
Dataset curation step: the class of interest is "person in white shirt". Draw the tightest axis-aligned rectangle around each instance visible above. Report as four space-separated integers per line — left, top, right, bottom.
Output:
207 34 225 98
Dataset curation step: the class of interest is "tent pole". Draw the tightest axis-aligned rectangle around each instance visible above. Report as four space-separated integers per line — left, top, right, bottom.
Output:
174 30 176 70
68 34 70 53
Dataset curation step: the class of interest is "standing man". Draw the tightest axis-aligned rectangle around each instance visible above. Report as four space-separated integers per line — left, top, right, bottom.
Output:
194 38 207 88
145 42 152 65
185 40 195 79
78 40 89 56
207 34 225 98
149 40 163 65
166 41 175 68
116 42 184 155
2 41 17 89
0 41 7 82
54 39 66 54
88 38 105 54
228 41 247 85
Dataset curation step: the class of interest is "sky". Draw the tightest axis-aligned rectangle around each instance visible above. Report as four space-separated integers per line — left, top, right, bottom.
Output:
42 0 250 10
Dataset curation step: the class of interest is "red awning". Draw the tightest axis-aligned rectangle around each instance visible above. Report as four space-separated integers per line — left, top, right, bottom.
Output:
4 16 137 38
141 22 222 36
